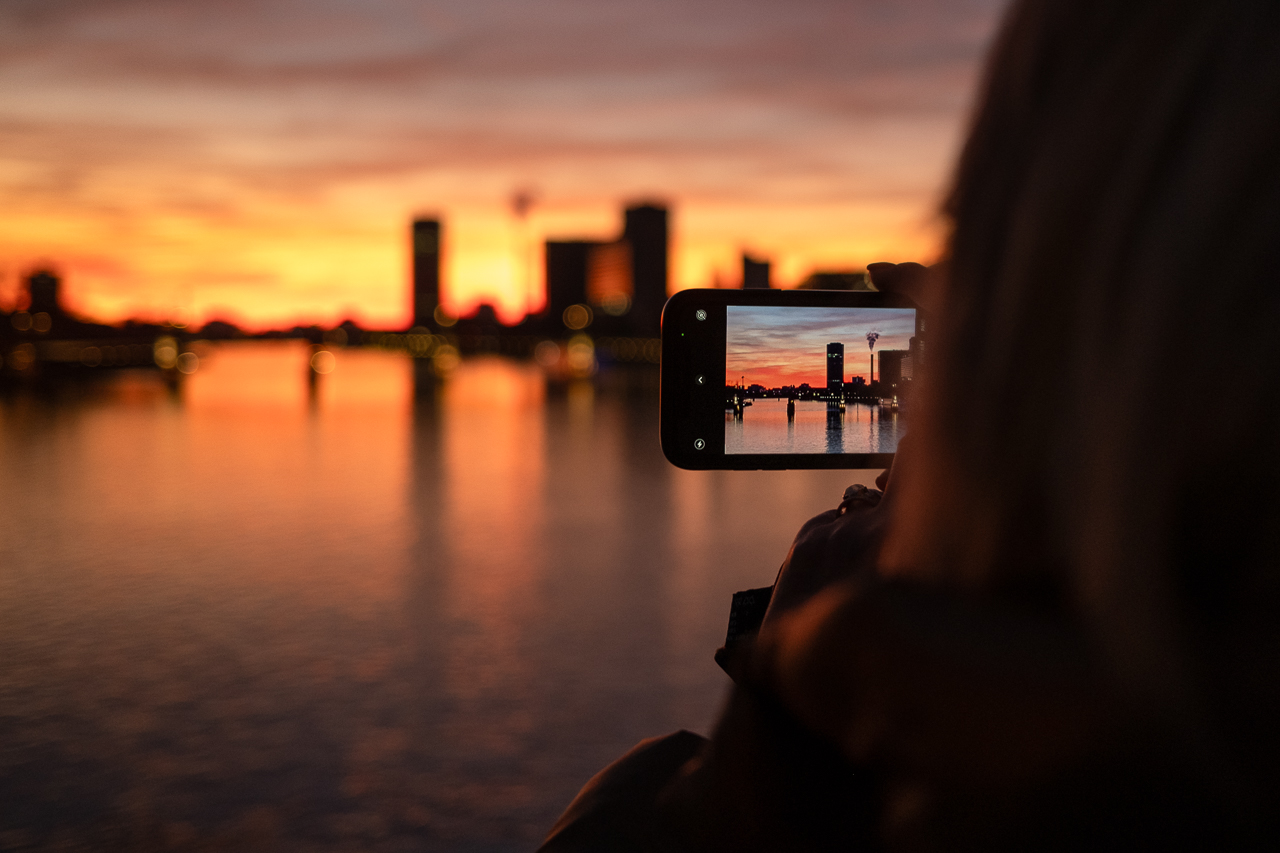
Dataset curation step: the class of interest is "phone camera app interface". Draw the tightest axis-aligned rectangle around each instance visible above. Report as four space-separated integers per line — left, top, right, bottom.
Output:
725 306 918 455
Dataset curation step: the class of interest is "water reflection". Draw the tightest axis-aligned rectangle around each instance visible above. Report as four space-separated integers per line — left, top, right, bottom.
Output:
826 405 843 454
0 343 877 851
726 398 904 455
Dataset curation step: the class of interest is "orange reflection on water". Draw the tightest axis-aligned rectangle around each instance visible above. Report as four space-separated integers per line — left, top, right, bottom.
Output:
311 348 414 411
439 356 547 412
176 342 413 609
439 358 548 705
182 341 311 410
0 350 888 846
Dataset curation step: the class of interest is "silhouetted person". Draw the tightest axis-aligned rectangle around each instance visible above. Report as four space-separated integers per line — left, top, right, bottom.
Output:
539 1 1280 849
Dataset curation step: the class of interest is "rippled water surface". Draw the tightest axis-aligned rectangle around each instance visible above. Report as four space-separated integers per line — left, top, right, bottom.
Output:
0 343 876 852
725 399 905 455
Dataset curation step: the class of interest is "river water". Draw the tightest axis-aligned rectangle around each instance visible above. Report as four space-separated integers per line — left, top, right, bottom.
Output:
0 342 878 852
725 398 905 455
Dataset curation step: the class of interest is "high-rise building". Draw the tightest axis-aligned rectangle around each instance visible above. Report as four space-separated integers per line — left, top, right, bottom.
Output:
539 202 669 336
544 240 598 332
742 254 771 289
826 343 844 397
878 350 911 393
587 240 633 316
411 218 441 329
623 204 668 336
26 269 61 315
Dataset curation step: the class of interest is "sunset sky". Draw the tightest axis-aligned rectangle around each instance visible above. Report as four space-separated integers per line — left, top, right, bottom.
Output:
0 0 1005 329
726 305 915 388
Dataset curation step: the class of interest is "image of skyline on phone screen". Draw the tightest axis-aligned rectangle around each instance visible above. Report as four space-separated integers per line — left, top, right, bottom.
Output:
725 305 918 455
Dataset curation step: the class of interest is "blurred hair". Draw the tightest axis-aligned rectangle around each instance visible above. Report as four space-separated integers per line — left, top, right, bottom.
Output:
884 0 1280 823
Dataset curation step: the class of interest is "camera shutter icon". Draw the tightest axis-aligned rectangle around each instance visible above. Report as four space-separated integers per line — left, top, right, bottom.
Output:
695 310 707 321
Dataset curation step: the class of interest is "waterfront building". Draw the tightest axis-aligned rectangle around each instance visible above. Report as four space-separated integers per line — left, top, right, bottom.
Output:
623 203 668 337
411 218 441 329
587 240 633 317
742 253 771 289
827 342 844 397
27 269 62 316
878 349 912 394
538 202 669 337
543 240 598 333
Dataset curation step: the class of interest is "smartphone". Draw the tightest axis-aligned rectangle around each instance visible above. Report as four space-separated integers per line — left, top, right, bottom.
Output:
660 288 923 470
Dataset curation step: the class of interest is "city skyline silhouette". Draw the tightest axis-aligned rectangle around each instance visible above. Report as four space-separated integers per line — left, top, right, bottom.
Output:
725 305 915 389
0 0 1003 330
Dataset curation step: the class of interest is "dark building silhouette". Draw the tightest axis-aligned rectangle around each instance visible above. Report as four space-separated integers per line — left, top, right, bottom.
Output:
543 240 598 333
587 240 632 315
412 218 441 329
334 318 364 347
826 342 844 396
878 349 911 394
27 269 63 315
199 319 243 340
623 203 668 336
742 254 771 289
538 201 669 337
453 303 502 338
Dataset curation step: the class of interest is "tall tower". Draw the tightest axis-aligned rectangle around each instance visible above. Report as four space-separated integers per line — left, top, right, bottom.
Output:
544 240 597 332
411 218 441 329
826 343 844 398
623 203 668 336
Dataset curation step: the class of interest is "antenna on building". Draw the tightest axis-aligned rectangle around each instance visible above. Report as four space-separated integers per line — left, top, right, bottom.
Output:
866 330 881 383
511 187 539 318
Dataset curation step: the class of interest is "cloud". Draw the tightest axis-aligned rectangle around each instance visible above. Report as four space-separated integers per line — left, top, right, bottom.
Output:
1 1 998 80
727 306 916 386
0 0 1008 325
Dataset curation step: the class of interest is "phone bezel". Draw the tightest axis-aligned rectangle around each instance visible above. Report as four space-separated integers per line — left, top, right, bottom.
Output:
659 288 921 470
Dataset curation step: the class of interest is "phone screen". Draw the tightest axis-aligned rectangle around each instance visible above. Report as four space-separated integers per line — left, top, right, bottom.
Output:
660 288 922 470
724 305 918 456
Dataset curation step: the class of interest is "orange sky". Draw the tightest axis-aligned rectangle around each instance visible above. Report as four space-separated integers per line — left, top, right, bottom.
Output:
725 306 916 388
0 0 1005 330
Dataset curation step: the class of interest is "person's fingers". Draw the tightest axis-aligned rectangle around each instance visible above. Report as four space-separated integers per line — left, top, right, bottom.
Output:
795 508 843 538
768 493 891 622
875 431 915 499
867 261 943 313
867 262 926 294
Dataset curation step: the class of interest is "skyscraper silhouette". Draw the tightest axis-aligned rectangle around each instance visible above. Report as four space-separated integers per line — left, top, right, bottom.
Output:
26 269 62 315
586 240 632 313
878 350 911 394
411 219 441 329
623 204 668 336
742 254 771 289
827 342 844 397
539 202 669 337
543 240 597 332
